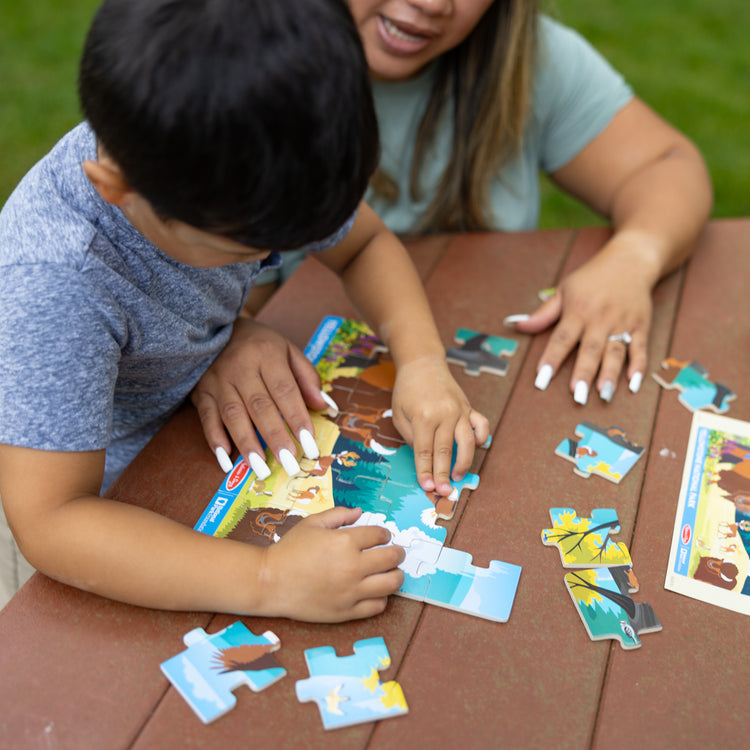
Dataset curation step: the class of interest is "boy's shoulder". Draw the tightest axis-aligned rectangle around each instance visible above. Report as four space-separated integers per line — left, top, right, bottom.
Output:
0 123 101 270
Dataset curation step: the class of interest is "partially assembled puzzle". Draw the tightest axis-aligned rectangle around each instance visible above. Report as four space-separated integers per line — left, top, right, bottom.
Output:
555 421 644 483
296 637 408 730
653 357 736 413
195 316 521 622
542 508 661 650
160 622 286 723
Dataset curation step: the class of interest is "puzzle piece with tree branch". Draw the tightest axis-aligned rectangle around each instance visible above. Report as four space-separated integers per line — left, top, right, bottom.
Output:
446 328 518 376
652 357 736 413
542 507 632 568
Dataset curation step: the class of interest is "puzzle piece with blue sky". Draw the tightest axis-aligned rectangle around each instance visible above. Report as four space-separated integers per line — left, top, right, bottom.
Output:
160 622 286 724
446 328 518 376
652 357 735 413
542 508 632 568
296 637 408 730
564 566 662 650
555 421 644 483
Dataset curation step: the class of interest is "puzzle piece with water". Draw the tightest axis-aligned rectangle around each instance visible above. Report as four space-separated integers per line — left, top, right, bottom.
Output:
564 566 661 650
542 507 632 568
295 637 408 730
446 328 518 376
652 357 735 413
555 421 643 483
160 622 286 724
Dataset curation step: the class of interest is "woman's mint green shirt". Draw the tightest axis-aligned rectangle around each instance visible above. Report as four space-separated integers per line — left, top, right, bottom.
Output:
364 16 633 233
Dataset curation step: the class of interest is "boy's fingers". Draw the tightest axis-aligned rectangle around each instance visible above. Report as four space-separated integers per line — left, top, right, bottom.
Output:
451 419 477 483
411 420 436 492
431 423 457 496
470 410 491 447
307 505 362 529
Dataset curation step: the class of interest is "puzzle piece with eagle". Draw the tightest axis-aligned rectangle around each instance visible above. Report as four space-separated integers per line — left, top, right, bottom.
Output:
555 421 644 483
295 637 408 730
160 622 286 724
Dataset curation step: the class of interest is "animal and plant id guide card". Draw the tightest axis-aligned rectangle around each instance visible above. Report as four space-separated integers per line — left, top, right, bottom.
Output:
665 410 750 615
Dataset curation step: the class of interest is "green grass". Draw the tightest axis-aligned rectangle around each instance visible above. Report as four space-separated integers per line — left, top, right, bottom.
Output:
542 0 750 226
1 2 747 226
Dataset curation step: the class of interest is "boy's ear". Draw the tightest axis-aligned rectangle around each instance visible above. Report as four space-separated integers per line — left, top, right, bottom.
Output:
82 158 134 207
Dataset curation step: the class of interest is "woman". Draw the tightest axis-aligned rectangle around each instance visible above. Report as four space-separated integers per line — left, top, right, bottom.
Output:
351 0 712 404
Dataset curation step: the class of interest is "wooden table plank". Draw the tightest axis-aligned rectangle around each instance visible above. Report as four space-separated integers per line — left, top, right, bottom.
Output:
594 218 750 750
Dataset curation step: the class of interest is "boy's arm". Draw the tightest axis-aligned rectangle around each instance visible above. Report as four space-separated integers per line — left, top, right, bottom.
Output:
0 444 403 619
315 202 490 494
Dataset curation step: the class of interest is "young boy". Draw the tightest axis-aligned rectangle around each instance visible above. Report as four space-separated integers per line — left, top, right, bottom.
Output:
0 0 489 620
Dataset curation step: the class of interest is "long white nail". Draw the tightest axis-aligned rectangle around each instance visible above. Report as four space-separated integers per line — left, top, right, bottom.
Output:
298 428 319 460
248 451 271 480
574 380 589 405
215 446 233 473
629 371 643 394
320 389 339 417
278 448 300 477
599 381 615 403
534 364 553 391
503 314 530 328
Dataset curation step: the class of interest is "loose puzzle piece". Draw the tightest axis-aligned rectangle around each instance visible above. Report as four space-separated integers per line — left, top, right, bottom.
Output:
542 508 632 568
160 622 286 724
446 328 518 376
296 637 408 730
563 566 662 650
652 357 736 413
555 421 643 483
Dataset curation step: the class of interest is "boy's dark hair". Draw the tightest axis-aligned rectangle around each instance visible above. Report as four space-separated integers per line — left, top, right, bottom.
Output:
79 0 378 250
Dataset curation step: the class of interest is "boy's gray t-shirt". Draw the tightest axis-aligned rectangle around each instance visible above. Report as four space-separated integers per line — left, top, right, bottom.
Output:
0 123 352 489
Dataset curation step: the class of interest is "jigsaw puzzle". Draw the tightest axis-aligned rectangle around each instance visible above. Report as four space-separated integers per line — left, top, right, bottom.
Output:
555 421 644 483
160 622 286 723
564 566 662 650
295 637 408 730
446 328 518 376
195 316 521 622
542 508 632 568
653 357 736 413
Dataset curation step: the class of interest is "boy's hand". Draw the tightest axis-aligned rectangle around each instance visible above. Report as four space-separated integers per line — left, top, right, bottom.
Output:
192 318 329 476
390 356 490 497
258 507 405 622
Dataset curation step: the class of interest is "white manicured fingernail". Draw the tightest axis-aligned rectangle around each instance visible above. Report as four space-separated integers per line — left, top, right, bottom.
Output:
534 364 553 391
320 389 339 417
599 381 615 403
215 446 233 473
278 448 300 477
503 314 530 328
574 380 589 405
629 371 643 394
248 451 271 480
298 428 319 459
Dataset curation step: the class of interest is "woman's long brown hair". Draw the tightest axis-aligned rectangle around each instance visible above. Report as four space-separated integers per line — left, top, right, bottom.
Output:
370 0 538 233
